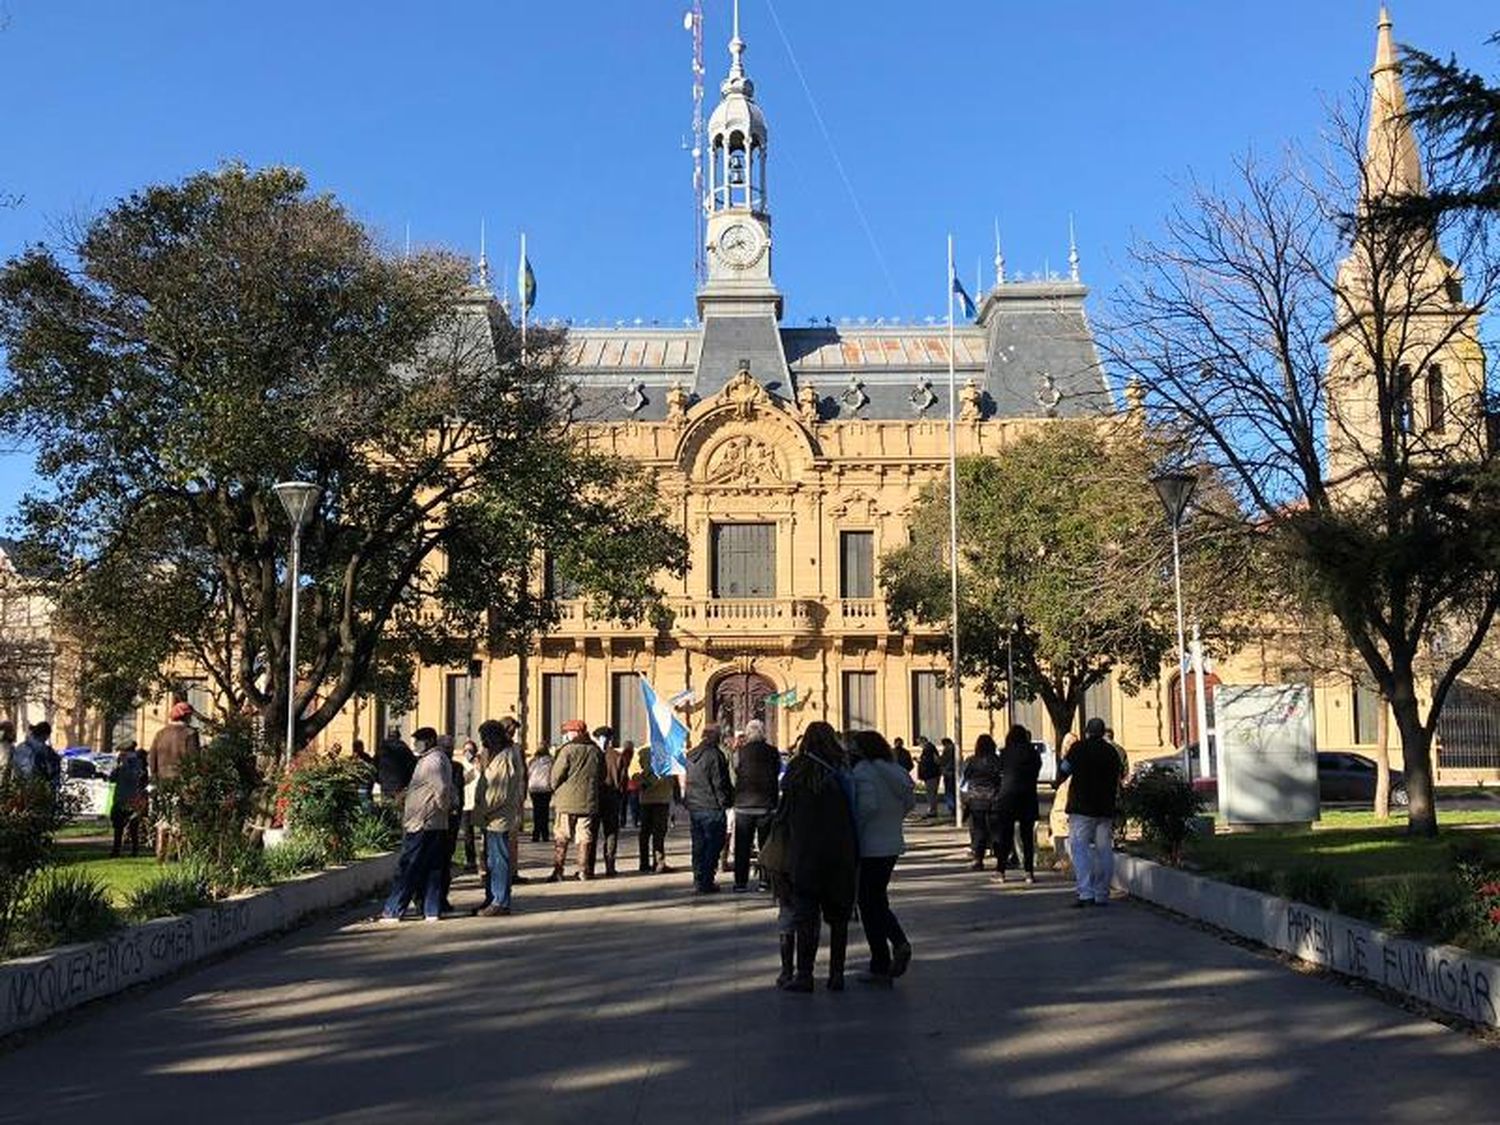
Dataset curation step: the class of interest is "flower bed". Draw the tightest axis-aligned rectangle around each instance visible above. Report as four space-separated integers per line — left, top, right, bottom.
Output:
0 852 395 1038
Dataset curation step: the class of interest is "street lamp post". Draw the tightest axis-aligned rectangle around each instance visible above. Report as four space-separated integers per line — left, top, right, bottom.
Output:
272 481 321 762
1151 469 1198 774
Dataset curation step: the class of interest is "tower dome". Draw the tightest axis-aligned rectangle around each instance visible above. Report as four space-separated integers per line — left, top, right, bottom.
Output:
705 0 767 217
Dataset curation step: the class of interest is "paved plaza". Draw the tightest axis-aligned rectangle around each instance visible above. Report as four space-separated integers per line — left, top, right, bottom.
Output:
2 822 1498 1125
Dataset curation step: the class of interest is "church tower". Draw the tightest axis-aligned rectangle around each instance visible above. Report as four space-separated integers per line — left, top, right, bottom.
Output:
691 1 789 397
1326 6 1487 484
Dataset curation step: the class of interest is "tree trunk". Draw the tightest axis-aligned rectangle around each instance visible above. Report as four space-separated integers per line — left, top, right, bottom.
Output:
1373 692 1391 821
1389 684 1437 837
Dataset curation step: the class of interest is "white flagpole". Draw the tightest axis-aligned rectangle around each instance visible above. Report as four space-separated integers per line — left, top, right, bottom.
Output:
946 234 964 829
519 230 529 365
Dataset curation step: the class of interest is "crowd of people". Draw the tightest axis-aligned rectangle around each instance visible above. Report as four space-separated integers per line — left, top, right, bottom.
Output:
369 709 1129 991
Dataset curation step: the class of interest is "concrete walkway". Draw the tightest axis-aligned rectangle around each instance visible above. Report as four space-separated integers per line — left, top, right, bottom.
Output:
2 820 1496 1125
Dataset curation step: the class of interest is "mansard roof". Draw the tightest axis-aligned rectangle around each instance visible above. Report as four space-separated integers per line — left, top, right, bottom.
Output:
559 278 1110 425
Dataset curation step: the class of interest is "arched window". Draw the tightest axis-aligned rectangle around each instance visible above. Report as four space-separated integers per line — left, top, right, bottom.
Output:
1396 364 1415 434
1426 364 1446 434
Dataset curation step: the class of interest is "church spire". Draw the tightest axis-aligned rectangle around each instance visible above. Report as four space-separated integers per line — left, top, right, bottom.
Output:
1364 5 1424 200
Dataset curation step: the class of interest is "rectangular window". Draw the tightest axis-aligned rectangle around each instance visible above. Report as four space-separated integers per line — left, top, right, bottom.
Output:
839 530 875 598
544 553 580 600
1397 365 1415 434
910 671 946 744
712 523 776 597
1080 676 1113 735
1013 695 1049 745
542 673 578 747
1352 678 1381 745
445 672 477 742
612 672 649 749
1427 364 1446 434
842 671 877 732
375 700 412 742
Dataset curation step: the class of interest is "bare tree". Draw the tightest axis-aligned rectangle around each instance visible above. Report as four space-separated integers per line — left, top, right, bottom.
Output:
1103 102 1500 837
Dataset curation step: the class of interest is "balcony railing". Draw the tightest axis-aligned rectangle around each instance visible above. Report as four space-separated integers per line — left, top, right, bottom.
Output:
546 596 941 639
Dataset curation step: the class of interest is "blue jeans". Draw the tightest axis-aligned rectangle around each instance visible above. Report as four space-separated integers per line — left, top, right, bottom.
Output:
485 829 512 909
382 830 447 919
689 809 727 890
1068 814 1115 903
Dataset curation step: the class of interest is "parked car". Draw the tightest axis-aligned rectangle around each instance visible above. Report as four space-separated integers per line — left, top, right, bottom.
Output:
1317 751 1408 807
1133 744 1218 804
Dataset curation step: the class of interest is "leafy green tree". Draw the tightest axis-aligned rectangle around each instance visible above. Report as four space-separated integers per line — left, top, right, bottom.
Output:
880 421 1247 748
1405 33 1500 215
0 164 687 759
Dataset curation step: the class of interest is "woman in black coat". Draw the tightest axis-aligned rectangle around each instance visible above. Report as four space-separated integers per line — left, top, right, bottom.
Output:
769 721 858 993
961 734 1004 870
995 724 1043 882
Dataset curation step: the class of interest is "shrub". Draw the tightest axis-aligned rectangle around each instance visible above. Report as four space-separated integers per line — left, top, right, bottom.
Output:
264 833 328 881
278 753 369 862
125 866 213 922
1278 865 1350 911
1380 875 1468 941
1223 863 1277 894
206 845 270 898
22 869 120 950
0 775 79 956
158 721 262 867
1119 770 1205 864
350 804 401 854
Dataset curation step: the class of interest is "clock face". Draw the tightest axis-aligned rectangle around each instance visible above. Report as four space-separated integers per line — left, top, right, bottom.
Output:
715 221 765 268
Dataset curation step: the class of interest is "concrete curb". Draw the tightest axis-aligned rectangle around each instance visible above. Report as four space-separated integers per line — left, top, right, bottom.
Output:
0 852 396 1037
1113 852 1500 1029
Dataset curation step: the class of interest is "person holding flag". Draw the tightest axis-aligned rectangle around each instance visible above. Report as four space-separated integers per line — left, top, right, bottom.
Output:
637 675 691 873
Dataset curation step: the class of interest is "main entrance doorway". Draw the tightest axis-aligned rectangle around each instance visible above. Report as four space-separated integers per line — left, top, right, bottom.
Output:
711 671 779 744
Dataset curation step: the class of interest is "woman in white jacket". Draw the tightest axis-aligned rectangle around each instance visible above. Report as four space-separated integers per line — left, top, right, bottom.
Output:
850 730 917 985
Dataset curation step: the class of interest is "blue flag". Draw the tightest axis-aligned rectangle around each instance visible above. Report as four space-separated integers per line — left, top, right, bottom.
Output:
951 272 977 320
639 674 690 776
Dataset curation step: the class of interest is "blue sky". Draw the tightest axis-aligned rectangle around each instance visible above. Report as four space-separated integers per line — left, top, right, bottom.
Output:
0 1 1493 525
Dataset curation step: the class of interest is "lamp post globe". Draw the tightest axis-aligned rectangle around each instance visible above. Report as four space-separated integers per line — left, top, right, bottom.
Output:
272 481 321 761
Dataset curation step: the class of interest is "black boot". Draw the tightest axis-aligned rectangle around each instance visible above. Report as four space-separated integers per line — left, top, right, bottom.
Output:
827 921 848 992
784 921 818 992
776 933 795 988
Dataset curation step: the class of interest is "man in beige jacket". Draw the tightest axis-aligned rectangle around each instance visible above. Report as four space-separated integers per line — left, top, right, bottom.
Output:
473 718 527 916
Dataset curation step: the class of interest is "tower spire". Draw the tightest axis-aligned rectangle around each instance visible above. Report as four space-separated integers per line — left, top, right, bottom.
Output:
1068 215 1080 283
993 218 1006 286
729 0 746 81
477 219 490 290
1364 5 1424 200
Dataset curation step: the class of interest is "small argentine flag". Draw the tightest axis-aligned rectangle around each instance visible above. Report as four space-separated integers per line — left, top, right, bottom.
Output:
639 674 690 777
951 272 977 320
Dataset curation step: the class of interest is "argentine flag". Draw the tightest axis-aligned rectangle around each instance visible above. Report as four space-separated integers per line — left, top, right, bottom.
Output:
951 271 977 320
639 674 690 777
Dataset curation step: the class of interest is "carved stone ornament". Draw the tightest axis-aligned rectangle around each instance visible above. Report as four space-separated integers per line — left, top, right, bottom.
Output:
1036 371 1062 417
797 382 820 425
562 382 583 422
621 378 647 414
703 433 784 485
720 366 772 420
666 381 690 424
909 378 937 414
841 375 869 414
959 378 983 421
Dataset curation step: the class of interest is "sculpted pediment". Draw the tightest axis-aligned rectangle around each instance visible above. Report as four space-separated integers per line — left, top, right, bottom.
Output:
673 366 821 482
703 433 785 485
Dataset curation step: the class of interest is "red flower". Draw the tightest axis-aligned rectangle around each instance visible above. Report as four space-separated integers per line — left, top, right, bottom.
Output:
1479 882 1500 898
1489 907 1500 925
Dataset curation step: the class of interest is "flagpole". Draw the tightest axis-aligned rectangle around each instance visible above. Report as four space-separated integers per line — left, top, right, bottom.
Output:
519 230 528 365
945 234 964 830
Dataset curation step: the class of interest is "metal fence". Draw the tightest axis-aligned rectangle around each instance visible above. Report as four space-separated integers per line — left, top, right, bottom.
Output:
1436 680 1500 771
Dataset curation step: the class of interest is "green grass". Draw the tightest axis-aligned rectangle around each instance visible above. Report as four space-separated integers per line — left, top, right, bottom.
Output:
1155 810 1500 957
55 819 114 840
50 841 164 907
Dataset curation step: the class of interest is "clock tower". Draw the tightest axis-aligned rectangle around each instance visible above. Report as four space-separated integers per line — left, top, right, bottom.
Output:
697 0 782 321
